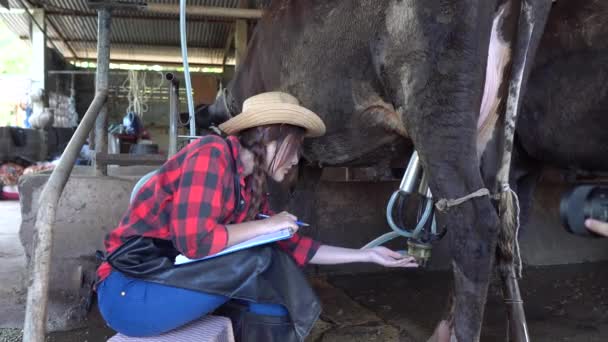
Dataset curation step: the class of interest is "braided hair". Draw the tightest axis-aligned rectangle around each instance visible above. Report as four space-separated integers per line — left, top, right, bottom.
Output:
239 124 305 221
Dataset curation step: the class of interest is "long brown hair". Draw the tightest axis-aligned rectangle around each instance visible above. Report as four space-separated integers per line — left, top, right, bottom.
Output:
239 124 305 220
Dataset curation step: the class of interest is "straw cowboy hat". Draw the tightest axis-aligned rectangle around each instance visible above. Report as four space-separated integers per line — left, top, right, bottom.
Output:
219 92 326 137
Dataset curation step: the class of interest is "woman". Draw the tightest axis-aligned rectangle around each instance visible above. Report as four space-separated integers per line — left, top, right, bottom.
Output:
96 92 417 341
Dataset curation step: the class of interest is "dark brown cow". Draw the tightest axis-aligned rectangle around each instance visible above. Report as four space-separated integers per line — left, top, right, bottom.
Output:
196 1 607 340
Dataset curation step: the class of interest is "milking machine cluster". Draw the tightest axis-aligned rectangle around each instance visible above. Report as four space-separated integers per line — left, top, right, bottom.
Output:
363 151 446 266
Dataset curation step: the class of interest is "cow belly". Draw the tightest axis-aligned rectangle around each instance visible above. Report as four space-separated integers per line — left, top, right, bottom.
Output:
517 110 608 171
518 52 608 171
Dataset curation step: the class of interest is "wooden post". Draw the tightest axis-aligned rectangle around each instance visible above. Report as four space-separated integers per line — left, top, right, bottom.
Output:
22 91 108 342
234 19 247 69
23 8 112 341
93 8 112 176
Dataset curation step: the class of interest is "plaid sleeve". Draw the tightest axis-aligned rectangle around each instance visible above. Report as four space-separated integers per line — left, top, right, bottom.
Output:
276 234 321 267
170 145 231 259
262 196 321 267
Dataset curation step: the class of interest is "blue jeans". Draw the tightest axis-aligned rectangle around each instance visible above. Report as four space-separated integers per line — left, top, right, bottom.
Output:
97 271 288 337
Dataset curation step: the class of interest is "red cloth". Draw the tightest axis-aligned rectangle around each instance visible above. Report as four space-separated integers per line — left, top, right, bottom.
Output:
0 163 24 186
1 185 19 200
97 135 320 282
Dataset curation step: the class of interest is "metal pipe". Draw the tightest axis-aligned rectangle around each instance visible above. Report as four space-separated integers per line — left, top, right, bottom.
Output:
22 90 108 342
501 268 530 342
147 3 263 19
94 8 112 176
221 27 236 70
180 0 196 137
399 150 422 194
66 45 234 66
166 73 180 157
418 170 432 198
48 70 129 75
47 8 234 24
65 58 231 70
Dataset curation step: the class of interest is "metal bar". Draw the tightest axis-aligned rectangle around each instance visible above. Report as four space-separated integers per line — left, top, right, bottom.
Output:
146 3 263 19
501 267 530 342
95 153 166 166
179 0 196 138
221 26 236 70
67 58 231 70
93 8 112 176
48 69 129 75
178 135 203 139
398 150 421 194
22 90 108 342
166 73 179 157
46 9 234 23
54 44 235 66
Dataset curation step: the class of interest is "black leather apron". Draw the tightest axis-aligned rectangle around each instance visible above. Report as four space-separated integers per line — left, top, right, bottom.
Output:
100 236 320 341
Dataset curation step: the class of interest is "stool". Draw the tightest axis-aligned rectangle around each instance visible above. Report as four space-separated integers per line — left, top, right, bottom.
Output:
108 315 234 342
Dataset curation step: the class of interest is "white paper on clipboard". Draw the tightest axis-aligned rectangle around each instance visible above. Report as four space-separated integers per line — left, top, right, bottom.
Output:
174 228 293 265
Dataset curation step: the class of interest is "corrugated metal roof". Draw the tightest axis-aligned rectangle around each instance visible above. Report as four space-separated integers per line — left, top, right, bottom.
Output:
1 12 28 38
1 0 270 66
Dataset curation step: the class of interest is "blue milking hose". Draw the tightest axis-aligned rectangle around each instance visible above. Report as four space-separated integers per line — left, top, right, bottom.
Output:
388 191 434 237
362 191 434 249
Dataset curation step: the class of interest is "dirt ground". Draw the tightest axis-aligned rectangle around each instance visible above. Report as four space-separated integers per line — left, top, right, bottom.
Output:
2 200 608 341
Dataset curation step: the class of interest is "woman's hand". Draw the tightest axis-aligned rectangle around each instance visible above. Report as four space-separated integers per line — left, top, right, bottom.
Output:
262 211 300 234
586 219 608 237
309 245 419 267
364 246 419 268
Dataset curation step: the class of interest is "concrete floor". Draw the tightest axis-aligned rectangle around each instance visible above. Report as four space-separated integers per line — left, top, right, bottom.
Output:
2 199 608 341
0 200 27 335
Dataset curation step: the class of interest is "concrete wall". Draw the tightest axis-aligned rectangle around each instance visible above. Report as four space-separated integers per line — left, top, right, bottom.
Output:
19 168 139 331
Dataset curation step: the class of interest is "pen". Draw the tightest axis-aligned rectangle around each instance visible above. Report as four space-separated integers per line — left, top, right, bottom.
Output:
256 214 310 227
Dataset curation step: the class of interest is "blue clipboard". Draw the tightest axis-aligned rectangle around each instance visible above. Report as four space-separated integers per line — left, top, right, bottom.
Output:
174 228 293 265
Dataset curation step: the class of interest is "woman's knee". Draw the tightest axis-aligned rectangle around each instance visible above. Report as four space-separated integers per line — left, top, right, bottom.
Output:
97 272 157 336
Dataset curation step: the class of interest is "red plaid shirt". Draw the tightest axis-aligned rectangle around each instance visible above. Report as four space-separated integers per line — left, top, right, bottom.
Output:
97 135 320 282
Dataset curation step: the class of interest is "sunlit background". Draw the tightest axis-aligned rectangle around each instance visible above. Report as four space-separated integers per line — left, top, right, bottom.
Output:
0 19 32 126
